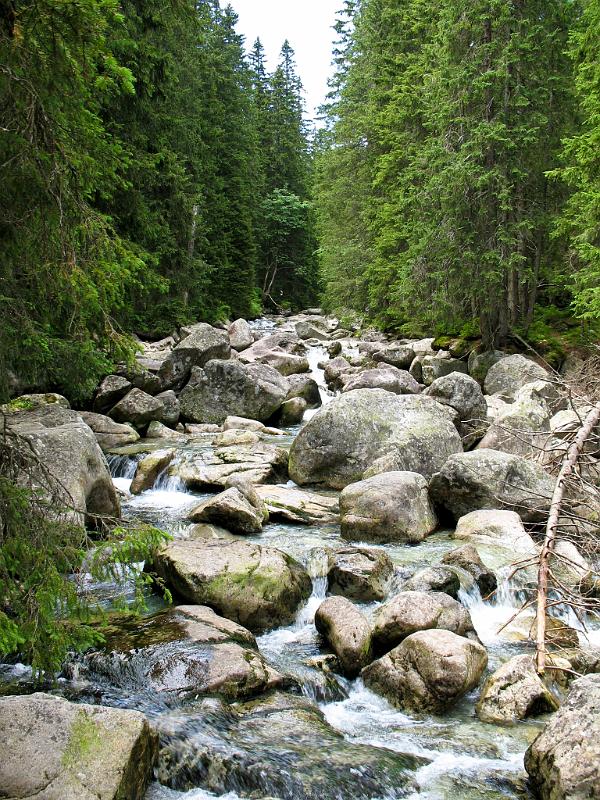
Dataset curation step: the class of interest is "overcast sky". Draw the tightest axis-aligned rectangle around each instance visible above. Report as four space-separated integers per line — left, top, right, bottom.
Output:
228 0 340 119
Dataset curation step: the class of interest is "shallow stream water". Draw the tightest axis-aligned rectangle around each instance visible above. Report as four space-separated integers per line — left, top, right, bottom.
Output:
3 323 599 800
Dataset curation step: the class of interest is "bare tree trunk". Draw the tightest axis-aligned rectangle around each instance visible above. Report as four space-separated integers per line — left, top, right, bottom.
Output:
536 402 600 675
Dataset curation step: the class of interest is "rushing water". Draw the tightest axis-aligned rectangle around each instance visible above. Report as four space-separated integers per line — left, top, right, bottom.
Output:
4 329 598 800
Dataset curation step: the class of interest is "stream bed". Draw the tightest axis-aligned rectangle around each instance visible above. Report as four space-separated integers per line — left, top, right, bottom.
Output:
3 328 598 800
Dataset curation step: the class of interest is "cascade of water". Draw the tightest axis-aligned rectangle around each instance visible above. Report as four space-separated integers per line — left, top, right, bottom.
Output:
107 454 139 479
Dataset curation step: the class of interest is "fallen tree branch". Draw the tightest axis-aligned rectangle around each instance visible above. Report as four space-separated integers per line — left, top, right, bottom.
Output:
536 401 600 675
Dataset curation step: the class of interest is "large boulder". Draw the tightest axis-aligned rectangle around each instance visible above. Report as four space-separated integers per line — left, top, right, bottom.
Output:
323 356 355 390
79 411 140 451
524 674 600 800
340 471 438 543
453 509 538 557
0 693 157 800
93 375 132 412
288 390 463 489
154 389 180 428
429 449 554 523
362 629 488 712
315 597 373 678
371 591 477 654
296 319 330 340
108 388 164 430
157 323 231 390
484 354 549 399
424 372 488 444
6 405 120 526
188 487 267 535
342 367 421 396
467 350 505 385
229 318 255 351
328 546 393 602
153 538 312 632
173 441 288 489
179 360 289 424
255 485 339 525
67 605 283 700
372 345 415 370
476 655 560 725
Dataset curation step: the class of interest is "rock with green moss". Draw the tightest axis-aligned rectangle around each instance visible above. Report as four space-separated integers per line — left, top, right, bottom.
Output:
0 392 70 414
67 605 284 700
363 629 488 712
153 539 312 632
484 354 549 399
288 389 463 489
0 692 157 799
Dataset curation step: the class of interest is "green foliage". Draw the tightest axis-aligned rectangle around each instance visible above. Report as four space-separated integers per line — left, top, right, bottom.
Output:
316 0 578 347
551 0 600 322
0 433 170 677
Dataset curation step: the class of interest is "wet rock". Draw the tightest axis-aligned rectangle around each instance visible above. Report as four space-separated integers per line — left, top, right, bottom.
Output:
155 389 180 428
289 390 463 489
476 655 560 725
188 487 267 535
328 546 393 602
255 484 339 525
130 448 175 494
174 442 289 489
179 360 289 424
80 411 140 451
429 449 554 523
285 374 322 408
157 323 231 390
0 692 157 800
327 341 342 357
363 629 488 712
315 597 373 677
525 674 600 800
421 355 469 386
108 388 165 430
551 540 594 592
228 318 254 351
153 538 312 632
484 354 549 399
156 692 425 800
441 544 497 596
277 396 307 425
371 591 477 654
402 566 460 598
223 415 266 432
69 605 283 700
93 375 132 412
342 366 421 395
239 332 309 376
453 509 538 556
6 405 120 526
372 345 415 370
340 471 438 543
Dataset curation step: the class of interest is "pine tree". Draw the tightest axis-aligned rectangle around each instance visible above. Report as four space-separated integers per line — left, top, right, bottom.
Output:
553 0 600 322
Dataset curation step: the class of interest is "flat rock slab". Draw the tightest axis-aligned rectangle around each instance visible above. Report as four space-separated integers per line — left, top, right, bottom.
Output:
0 692 157 800
255 484 339 525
